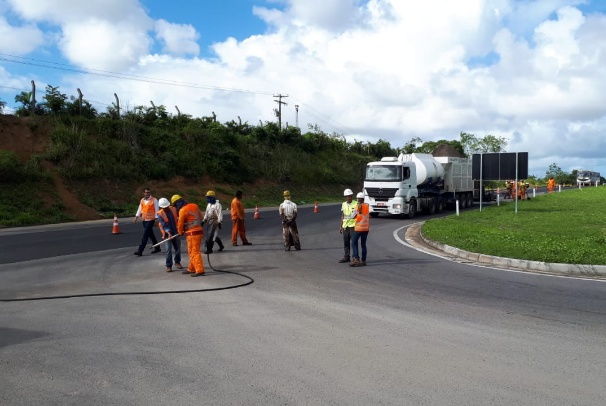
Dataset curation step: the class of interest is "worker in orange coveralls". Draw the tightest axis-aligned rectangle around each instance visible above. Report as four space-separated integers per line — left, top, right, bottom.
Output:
172 194 205 277
505 181 513 199
547 177 556 193
230 190 251 246
518 180 527 200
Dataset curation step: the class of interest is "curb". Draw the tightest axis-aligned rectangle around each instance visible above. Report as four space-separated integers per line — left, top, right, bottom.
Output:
406 223 606 278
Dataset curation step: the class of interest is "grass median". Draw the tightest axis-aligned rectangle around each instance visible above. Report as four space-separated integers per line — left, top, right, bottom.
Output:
421 187 606 265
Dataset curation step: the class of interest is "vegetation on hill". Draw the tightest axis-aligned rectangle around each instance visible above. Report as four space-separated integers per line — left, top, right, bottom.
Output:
0 84 589 227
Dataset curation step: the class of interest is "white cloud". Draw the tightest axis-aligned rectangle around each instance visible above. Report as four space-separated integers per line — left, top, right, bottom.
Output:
254 0 362 32
154 19 200 57
59 19 152 71
0 16 44 54
6 0 147 24
3 0 606 177
7 0 153 71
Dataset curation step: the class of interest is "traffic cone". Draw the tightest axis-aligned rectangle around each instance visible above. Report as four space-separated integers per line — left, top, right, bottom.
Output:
314 201 319 213
254 205 260 219
112 214 121 234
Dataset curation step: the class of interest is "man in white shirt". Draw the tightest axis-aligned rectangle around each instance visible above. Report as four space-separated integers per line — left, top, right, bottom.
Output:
133 187 161 256
279 190 301 251
202 190 225 254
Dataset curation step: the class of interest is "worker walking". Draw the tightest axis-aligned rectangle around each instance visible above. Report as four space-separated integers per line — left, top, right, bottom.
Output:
231 190 251 246
339 188 357 263
548 177 556 193
350 192 370 267
173 194 205 277
203 190 225 254
279 190 301 251
133 187 161 256
156 197 182 272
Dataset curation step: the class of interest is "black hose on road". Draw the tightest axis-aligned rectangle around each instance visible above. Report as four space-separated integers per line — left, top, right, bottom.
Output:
1 246 254 302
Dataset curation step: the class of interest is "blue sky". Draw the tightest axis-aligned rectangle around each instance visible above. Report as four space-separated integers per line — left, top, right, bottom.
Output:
143 0 271 57
1 0 606 178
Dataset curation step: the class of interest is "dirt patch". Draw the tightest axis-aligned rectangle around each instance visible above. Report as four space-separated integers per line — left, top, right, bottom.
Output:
0 115 51 160
42 162 101 221
1 115 100 221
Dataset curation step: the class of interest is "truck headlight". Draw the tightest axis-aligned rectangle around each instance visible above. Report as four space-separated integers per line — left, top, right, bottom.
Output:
394 204 401 209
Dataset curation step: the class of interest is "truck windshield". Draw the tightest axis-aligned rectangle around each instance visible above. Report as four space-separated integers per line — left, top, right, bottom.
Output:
365 165 403 181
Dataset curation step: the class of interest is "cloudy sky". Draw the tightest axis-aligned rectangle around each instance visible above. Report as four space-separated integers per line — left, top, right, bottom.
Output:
1 0 606 178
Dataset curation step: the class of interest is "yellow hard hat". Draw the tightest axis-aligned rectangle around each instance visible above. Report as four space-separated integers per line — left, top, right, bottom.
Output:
283 190 290 197
206 190 215 197
170 194 182 204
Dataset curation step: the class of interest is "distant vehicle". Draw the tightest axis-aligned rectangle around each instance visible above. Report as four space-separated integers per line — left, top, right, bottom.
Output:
577 170 600 186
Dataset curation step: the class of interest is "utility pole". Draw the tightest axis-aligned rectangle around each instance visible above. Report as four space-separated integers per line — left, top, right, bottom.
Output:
30 80 36 115
273 94 288 129
77 88 83 116
114 93 120 119
295 104 299 128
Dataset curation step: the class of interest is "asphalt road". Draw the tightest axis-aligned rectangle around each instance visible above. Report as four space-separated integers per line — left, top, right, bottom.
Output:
2 202 606 405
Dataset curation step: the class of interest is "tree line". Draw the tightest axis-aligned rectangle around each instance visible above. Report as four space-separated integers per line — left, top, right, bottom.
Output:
0 84 514 188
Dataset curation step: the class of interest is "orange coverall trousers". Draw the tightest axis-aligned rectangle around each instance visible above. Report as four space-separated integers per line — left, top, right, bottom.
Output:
186 232 205 274
231 219 249 245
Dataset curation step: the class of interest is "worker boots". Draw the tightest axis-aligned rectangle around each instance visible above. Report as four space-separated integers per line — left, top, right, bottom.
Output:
350 259 366 267
338 256 349 263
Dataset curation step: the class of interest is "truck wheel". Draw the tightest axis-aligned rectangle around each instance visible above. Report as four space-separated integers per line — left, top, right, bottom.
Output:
466 193 473 207
436 198 444 213
428 199 436 215
370 212 379 218
458 195 466 209
407 199 416 219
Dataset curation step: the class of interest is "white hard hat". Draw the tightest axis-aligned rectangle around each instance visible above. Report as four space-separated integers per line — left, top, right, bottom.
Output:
356 192 364 199
159 197 170 208
343 188 354 196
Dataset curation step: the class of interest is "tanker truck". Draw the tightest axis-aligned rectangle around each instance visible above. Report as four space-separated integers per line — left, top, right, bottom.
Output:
363 149 474 218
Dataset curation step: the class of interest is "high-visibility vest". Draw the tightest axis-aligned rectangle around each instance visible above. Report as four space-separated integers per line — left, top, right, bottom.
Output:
354 203 370 232
341 201 357 228
178 203 203 234
140 197 157 221
157 207 178 237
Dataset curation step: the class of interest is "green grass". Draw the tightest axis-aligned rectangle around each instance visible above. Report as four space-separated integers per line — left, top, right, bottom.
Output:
0 179 75 227
422 187 606 265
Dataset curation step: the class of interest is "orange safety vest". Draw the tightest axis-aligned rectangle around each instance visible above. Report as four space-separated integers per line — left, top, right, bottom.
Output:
354 203 370 232
178 203 203 235
139 197 157 221
157 207 179 237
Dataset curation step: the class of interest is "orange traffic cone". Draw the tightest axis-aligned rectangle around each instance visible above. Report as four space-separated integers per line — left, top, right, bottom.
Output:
314 201 319 213
254 205 260 219
112 214 121 234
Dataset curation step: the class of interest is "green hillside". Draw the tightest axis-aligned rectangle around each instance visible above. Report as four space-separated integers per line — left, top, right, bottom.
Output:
0 113 393 227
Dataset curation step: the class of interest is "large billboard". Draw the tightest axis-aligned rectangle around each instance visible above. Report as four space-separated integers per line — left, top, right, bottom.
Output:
472 152 528 180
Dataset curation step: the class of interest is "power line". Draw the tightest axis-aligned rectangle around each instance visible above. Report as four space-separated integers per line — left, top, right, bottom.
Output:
0 53 274 96
290 96 356 136
0 53 356 137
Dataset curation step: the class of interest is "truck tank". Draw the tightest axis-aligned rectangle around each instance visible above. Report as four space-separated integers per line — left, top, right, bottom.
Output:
398 153 444 186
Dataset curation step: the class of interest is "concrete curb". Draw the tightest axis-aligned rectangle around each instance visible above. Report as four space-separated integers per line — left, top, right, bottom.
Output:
406 222 606 278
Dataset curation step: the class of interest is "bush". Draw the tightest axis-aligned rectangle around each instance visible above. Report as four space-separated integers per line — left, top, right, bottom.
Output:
0 150 23 183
